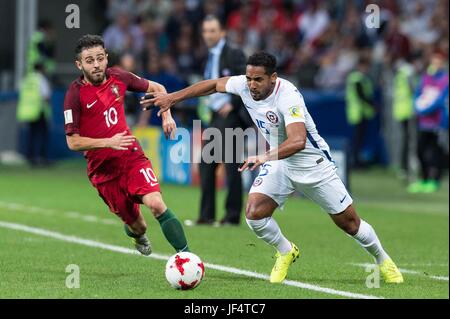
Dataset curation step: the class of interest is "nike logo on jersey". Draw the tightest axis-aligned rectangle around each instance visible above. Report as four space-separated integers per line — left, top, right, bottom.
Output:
340 195 347 203
87 100 98 109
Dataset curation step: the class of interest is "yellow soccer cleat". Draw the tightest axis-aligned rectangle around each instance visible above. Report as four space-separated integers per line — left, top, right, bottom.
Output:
379 259 404 283
270 243 300 283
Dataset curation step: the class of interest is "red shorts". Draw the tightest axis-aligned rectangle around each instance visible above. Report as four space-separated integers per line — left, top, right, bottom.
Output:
94 158 161 225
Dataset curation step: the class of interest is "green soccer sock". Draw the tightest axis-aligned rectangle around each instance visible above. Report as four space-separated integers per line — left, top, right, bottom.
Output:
124 224 140 238
156 209 190 252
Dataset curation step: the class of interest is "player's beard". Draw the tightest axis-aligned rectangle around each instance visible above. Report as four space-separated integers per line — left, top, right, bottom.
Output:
83 68 105 85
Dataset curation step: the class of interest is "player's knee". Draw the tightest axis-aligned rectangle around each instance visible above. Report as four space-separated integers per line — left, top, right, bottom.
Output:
245 202 264 220
334 205 360 235
343 222 359 235
143 194 167 217
150 201 166 217
340 216 360 235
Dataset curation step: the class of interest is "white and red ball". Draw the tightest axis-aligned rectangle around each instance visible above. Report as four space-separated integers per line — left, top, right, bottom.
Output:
165 252 205 290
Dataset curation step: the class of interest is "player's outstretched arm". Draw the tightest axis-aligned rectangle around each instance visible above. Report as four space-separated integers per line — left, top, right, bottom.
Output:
137 80 169 126
66 131 136 151
140 77 231 116
148 80 177 139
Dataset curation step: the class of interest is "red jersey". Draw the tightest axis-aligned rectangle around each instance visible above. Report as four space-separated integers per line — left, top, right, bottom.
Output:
64 67 149 184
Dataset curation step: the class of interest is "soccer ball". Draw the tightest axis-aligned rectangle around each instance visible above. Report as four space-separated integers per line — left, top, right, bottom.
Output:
165 252 205 290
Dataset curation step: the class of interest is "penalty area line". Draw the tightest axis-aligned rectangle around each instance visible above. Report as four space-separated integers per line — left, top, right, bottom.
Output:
0 220 383 299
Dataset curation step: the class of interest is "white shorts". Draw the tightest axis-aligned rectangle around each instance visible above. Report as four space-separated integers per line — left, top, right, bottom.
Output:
249 160 353 215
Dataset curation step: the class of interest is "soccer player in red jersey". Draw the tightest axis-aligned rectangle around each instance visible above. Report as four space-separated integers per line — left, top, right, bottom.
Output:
63 35 189 255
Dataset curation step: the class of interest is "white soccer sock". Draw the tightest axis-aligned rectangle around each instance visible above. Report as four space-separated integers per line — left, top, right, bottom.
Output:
246 217 292 254
352 220 390 264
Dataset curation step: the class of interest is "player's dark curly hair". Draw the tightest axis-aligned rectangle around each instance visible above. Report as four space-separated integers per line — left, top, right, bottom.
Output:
247 52 277 75
75 34 105 60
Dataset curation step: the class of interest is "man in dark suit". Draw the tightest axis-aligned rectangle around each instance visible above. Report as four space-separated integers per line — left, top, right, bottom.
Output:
186 15 249 226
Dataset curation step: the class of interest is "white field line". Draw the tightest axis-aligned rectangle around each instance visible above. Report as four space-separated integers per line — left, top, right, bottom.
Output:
399 263 449 267
349 263 449 282
0 201 118 226
0 220 383 299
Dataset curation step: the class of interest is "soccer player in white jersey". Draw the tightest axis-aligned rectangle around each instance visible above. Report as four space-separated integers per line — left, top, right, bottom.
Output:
142 52 403 284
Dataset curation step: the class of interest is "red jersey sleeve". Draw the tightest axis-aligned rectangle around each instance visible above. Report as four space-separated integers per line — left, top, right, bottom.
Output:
63 81 82 136
107 67 149 92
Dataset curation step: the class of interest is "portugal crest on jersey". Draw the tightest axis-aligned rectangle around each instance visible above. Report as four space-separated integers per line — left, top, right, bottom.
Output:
110 84 120 100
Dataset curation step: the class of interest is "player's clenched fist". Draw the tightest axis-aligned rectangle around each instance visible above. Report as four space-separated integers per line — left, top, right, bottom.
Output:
108 131 136 150
162 116 177 140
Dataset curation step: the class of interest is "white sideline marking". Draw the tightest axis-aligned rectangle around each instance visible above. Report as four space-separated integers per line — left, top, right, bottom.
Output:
0 201 118 226
350 263 449 282
0 220 383 299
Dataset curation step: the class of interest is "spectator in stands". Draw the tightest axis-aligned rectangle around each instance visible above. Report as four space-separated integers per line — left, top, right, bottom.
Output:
392 54 420 182
297 0 330 46
345 57 377 168
16 63 52 167
27 20 56 82
292 45 319 89
384 17 411 64
408 50 449 193
140 53 187 127
103 8 145 57
165 0 191 45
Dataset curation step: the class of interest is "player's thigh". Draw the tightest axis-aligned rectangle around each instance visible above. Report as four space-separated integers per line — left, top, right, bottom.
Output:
126 158 166 215
95 179 141 225
248 161 294 217
127 158 161 199
295 170 353 215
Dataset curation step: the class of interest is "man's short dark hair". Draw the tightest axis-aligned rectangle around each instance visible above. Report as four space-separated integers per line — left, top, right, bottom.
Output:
203 14 224 29
75 35 105 60
247 52 277 75
38 19 52 31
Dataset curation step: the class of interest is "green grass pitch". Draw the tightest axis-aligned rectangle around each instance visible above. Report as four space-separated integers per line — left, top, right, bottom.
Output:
0 161 448 299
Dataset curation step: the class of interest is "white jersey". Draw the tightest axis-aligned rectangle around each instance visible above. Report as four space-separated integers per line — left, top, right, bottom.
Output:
226 75 333 169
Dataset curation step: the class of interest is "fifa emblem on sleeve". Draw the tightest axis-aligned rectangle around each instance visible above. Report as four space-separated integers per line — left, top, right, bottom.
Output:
289 106 303 119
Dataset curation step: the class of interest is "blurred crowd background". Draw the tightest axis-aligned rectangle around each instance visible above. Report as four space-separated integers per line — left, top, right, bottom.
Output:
0 0 448 192
95 0 449 88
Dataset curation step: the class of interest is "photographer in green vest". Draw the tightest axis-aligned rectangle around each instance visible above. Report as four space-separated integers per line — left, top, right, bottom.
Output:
392 56 418 182
346 57 376 168
16 63 52 167
27 20 56 79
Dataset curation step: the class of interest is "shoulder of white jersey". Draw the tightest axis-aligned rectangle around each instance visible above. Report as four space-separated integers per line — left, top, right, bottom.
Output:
225 75 247 95
230 74 247 86
277 77 303 97
276 78 305 106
